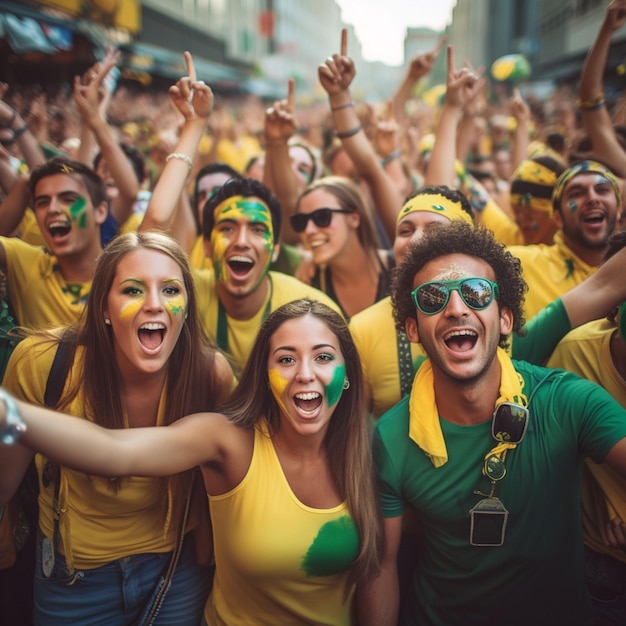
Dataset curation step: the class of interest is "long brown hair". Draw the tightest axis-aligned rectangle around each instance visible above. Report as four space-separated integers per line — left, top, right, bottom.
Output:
225 298 384 587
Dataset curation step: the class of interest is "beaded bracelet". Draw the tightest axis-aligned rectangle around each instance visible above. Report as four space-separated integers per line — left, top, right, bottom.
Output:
576 93 605 111
335 125 362 139
331 101 355 112
166 152 193 171
381 149 401 166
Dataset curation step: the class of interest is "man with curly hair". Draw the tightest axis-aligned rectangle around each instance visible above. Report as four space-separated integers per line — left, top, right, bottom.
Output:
358 221 626 625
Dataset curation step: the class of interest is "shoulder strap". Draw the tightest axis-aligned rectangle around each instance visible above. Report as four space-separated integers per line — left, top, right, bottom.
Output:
44 336 74 409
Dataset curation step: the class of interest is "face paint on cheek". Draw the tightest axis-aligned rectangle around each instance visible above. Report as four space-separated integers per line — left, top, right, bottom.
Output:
165 295 187 318
210 231 229 282
325 363 346 408
618 302 626 342
69 197 88 228
119 298 143 321
569 200 578 214
268 368 290 415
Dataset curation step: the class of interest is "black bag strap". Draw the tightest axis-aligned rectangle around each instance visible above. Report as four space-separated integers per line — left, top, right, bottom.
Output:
44 336 74 410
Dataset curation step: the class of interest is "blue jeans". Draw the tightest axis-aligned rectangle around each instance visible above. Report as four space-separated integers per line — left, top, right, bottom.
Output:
34 531 212 626
585 545 626 626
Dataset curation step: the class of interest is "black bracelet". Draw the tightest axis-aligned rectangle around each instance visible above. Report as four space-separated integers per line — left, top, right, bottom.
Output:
331 101 355 112
335 125 362 139
381 149 401 166
12 125 28 138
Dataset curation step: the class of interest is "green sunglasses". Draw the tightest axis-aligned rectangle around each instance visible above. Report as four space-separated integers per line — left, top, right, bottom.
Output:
411 277 499 315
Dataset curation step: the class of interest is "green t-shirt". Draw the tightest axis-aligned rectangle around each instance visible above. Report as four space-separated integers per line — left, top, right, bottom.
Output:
374 360 626 625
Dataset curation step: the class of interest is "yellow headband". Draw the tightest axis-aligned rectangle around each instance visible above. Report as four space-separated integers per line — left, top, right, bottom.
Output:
396 193 473 225
510 159 561 215
552 160 622 211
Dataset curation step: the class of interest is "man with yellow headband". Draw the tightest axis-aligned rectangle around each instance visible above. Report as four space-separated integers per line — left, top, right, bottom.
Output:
509 155 565 245
358 220 626 626
194 177 341 373
509 159 621 320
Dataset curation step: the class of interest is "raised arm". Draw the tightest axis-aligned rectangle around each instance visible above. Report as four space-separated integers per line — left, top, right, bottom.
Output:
140 52 214 233
508 88 531 170
425 45 482 187
263 78 301 245
0 85 45 170
578 0 626 177
74 49 139 227
392 36 446 125
319 29 403 241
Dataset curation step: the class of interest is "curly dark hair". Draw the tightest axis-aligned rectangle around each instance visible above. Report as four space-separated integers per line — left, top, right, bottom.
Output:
391 221 527 349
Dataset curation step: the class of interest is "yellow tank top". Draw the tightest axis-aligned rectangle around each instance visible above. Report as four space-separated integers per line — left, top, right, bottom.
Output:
205 422 359 625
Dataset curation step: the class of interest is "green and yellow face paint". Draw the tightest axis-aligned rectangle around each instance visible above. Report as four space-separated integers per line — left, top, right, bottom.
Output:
325 362 346 408
69 196 88 228
210 195 275 282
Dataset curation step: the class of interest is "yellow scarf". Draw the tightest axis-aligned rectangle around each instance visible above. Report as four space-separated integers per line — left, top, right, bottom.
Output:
409 347 528 467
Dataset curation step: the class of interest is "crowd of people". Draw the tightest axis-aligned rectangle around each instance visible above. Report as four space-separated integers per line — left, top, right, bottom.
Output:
2 1 626 624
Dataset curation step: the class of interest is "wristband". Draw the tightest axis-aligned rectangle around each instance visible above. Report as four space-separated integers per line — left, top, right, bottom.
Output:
12 125 28 139
381 149 401 166
576 93 605 111
0 389 26 445
335 125 362 139
165 152 193 172
331 101 355 112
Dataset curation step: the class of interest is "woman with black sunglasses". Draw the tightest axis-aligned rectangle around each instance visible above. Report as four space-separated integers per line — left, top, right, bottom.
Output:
292 175 394 319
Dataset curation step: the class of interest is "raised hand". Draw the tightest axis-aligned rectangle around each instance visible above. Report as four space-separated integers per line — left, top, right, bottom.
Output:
265 77 298 143
605 0 626 32
318 29 356 95
407 35 447 80
444 45 482 110
168 52 214 123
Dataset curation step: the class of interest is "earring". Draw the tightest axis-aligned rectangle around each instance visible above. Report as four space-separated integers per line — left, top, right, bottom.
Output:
104 318 111 325
343 378 350 390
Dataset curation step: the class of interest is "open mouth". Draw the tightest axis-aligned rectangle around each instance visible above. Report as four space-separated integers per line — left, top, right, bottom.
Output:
227 255 254 276
444 329 478 352
138 322 165 350
294 391 322 413
582 211 605 226
48 219 72 239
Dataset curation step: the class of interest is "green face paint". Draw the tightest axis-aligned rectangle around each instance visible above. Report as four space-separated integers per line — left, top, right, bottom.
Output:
268 368 290 416
69 196 88 228
618 302 626 342
165 294 187 318
568 200 577 214
325 362 346 408
210 195 275 284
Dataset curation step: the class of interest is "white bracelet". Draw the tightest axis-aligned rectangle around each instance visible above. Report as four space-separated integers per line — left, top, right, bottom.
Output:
0 388 26 445
165 152 193 172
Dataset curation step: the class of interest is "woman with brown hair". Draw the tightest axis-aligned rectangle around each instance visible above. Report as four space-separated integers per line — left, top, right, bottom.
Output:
293 176 394 318
0 298 383 625
0 230 234 625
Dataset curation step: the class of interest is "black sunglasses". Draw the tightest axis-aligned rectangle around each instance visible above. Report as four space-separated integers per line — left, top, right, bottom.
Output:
411 278 499 315
290 207 353 233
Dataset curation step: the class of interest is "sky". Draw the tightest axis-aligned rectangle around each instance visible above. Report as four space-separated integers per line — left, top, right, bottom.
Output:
335 0 457 66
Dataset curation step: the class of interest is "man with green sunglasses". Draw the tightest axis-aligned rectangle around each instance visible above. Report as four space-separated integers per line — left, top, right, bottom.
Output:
358 220 626 626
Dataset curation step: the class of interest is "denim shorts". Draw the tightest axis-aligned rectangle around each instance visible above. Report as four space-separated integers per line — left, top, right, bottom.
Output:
34 531 213 626
585 545 626 626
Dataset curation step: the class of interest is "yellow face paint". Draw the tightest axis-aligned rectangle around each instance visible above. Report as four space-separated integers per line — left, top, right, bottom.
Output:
119 298 143 321
268 368 290 416
165 294 187 318
210 195 275 282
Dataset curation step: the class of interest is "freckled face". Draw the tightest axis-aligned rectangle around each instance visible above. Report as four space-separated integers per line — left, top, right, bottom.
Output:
208 196 276 297
104 248 188 377
267 314 346 439
32 173 106 257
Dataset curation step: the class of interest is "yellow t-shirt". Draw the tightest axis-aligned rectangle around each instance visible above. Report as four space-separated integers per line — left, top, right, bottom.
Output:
16 209 45 247
193 270 342 373
508 231 596 320
349 296 427 419
190 235 212 271
205 422 358 625
2 237 91 329
3 337 182 571
547 318 626 564
479 198 524 246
